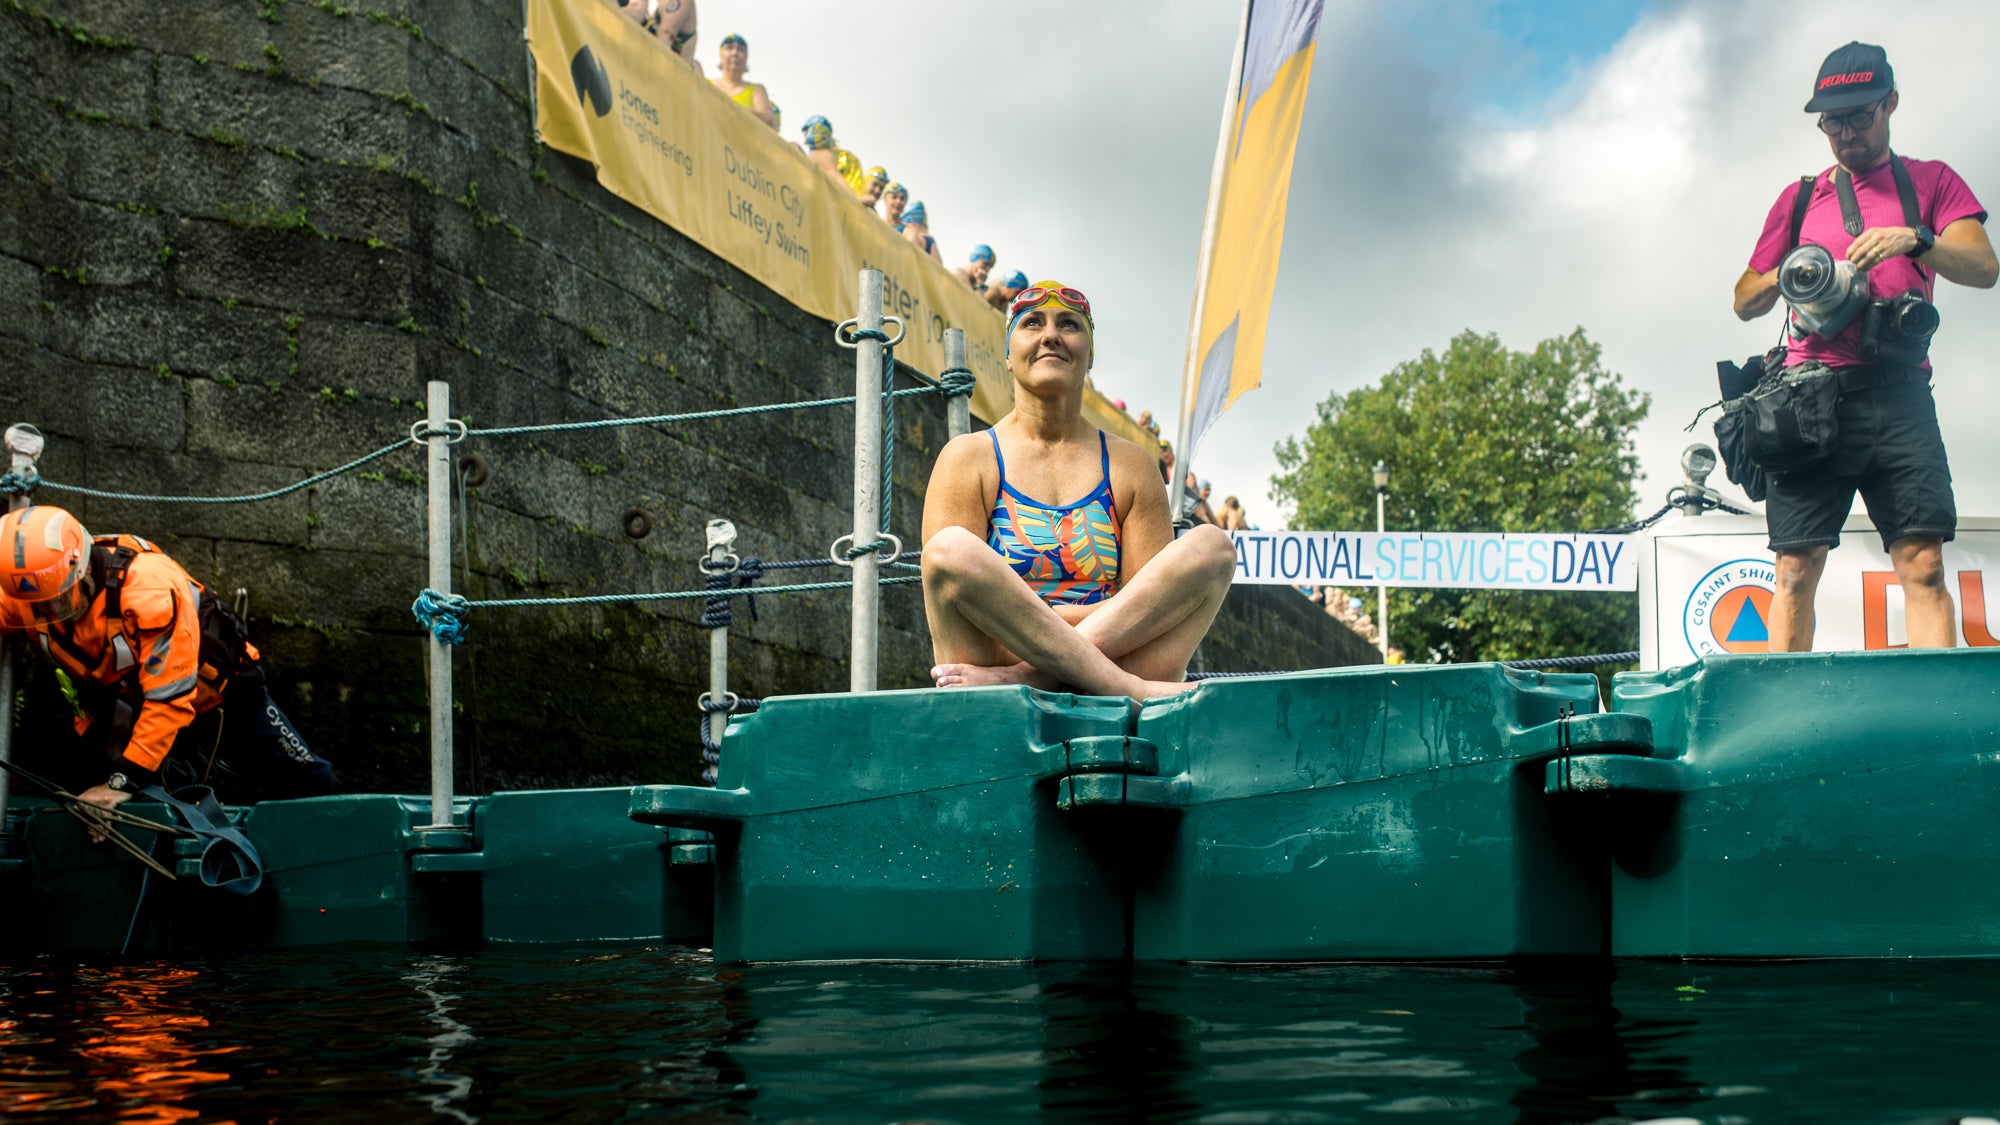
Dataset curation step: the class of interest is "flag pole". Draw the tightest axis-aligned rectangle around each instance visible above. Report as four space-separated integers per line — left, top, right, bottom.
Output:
1171 0 1255 519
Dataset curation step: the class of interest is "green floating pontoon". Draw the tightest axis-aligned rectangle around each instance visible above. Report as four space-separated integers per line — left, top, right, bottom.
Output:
630 687 1152 962
631 665 1658 963
0 789 712 953
1579 647 2000 958
1124 665 1651 960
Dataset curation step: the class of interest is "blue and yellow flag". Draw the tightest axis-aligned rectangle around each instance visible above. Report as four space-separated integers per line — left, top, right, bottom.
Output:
1177 0 1324 471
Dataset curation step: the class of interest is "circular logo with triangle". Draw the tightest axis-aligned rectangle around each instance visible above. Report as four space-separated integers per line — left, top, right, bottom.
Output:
1682 558 1777 657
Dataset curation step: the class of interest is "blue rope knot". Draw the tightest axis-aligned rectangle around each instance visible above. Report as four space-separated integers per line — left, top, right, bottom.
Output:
937 368 976 399
412 588 470 645
0 470 40 496
843 326 891 345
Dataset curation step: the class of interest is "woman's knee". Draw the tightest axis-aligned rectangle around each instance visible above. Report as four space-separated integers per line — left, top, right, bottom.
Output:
1181 524 1239 583
922 526 990 584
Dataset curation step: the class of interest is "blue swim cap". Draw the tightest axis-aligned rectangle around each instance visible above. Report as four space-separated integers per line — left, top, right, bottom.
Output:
903 201 927 226
801 115 833 150
1002 270 1027 289
969 244 995 264
719 33 747 50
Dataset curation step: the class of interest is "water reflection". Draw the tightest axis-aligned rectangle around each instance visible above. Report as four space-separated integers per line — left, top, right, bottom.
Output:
0 963 237 1122
1 950 1998 1123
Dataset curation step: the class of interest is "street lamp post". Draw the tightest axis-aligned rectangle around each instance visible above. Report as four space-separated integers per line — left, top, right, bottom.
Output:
1372 462 1390 660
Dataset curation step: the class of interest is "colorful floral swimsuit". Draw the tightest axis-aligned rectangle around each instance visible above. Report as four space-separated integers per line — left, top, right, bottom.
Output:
986 429 1122 605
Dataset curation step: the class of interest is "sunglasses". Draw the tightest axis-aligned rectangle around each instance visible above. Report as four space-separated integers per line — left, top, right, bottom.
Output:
1008 286 1092 321
1818 98 1886 136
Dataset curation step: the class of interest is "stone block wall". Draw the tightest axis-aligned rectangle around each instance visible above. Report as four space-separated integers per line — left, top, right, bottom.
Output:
0 0 1371 793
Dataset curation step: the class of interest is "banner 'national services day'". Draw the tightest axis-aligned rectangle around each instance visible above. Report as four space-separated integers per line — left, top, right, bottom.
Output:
1229 531 1636 592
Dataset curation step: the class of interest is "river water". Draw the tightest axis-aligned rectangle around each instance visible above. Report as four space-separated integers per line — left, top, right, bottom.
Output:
2 946 1995 1123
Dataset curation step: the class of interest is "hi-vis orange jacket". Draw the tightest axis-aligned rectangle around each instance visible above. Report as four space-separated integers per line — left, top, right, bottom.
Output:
0 535 248 775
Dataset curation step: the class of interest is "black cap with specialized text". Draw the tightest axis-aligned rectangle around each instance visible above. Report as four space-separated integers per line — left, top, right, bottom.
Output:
1804 41 1894 113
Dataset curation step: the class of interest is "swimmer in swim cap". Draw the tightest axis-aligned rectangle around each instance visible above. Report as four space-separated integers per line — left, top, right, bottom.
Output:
901 201 940 261
953 244 996 292
919 277 1235 702
710 32 775 129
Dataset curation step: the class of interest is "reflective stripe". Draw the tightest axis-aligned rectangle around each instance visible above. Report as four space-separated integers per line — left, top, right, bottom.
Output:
143 673 197 702
111 634 136 671
43 510 69 550
149 628 173 661
36 634 49 656
135 536 154 551
10 527 21 569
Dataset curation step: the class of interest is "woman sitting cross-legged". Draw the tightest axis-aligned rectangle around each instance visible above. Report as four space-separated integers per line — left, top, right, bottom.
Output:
920 280 1237 701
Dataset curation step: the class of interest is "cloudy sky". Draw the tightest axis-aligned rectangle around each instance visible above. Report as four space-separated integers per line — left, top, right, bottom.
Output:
713 0 2000 531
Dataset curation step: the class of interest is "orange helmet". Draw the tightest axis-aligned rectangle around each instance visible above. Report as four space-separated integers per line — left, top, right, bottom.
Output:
0 505 93 623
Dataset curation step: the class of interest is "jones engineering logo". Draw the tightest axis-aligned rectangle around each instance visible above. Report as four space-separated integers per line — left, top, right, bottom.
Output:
1683 558 1776 656
571 44 612 117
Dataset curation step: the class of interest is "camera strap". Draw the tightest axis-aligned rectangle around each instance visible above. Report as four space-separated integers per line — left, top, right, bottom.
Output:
1833 153 1922 236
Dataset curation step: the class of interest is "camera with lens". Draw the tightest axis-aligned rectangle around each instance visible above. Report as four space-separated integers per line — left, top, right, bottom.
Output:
1776 243 1939 363
1777 243 1869 338
1857 288 1940 365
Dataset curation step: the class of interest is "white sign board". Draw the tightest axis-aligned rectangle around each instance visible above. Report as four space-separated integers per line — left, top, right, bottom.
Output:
1228 531 1637 592
1638 514 2000 669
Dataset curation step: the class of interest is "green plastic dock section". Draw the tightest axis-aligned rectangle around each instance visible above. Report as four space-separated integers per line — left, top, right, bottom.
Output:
1582 648 2000 958
630 687 1147 963
1126 665 1643 960
0 788 711 953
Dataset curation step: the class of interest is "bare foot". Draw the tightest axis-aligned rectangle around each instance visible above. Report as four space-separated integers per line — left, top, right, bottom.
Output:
931 662 1036 688
1134 678 1199 702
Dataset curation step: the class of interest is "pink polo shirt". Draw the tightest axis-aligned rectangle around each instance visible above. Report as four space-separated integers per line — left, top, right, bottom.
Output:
1748 155 1986 370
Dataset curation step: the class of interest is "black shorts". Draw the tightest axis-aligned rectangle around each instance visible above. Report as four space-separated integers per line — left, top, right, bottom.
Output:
1765 377 1956 553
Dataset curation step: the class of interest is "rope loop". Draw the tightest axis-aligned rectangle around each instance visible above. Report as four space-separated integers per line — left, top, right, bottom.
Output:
0 469 40 496
411 418 469 445
697 691 741 715
697 551 742 576
936 368 977 399
830 532 902 567
411 588 470 645
834 315 907 349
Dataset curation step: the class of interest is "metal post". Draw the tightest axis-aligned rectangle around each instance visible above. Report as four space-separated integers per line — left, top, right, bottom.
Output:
424 382 456 828
1375 486 1390 660
0 423 45 831
942 328 971 441
849 269 886 692
704 519 737 749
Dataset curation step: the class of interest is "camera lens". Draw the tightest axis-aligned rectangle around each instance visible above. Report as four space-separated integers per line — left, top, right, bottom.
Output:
1895 300 1940 340
1778 245 1836 302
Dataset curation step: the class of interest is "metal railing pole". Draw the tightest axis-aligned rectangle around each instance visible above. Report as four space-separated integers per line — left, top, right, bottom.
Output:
1376 488 1390 660
942 328 970 441
0 423 46 831
705 519 736 750
424 382 457 828
849 270 886 692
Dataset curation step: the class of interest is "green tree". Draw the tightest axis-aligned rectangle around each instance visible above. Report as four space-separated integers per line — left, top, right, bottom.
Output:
1272 328 1649 664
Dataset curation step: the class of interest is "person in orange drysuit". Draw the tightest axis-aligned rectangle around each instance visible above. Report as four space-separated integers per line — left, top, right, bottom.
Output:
0 504 332 812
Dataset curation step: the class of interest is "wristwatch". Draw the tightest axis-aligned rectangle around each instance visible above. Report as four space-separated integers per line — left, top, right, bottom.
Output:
1909 225 1936 258
105 772 132 793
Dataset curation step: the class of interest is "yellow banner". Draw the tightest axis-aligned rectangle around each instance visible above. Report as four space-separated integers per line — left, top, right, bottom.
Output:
525 0 1147 448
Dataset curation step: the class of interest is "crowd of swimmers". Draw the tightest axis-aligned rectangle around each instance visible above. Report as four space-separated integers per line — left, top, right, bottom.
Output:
611 1 1029 311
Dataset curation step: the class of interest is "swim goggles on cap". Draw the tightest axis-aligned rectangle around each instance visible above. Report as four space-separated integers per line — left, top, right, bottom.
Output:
903 202 927 225
866 165 889 185
1007 282 1092 325
719 33 747 49
801 116 833 150
969 244 995 263
884 181 907 198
